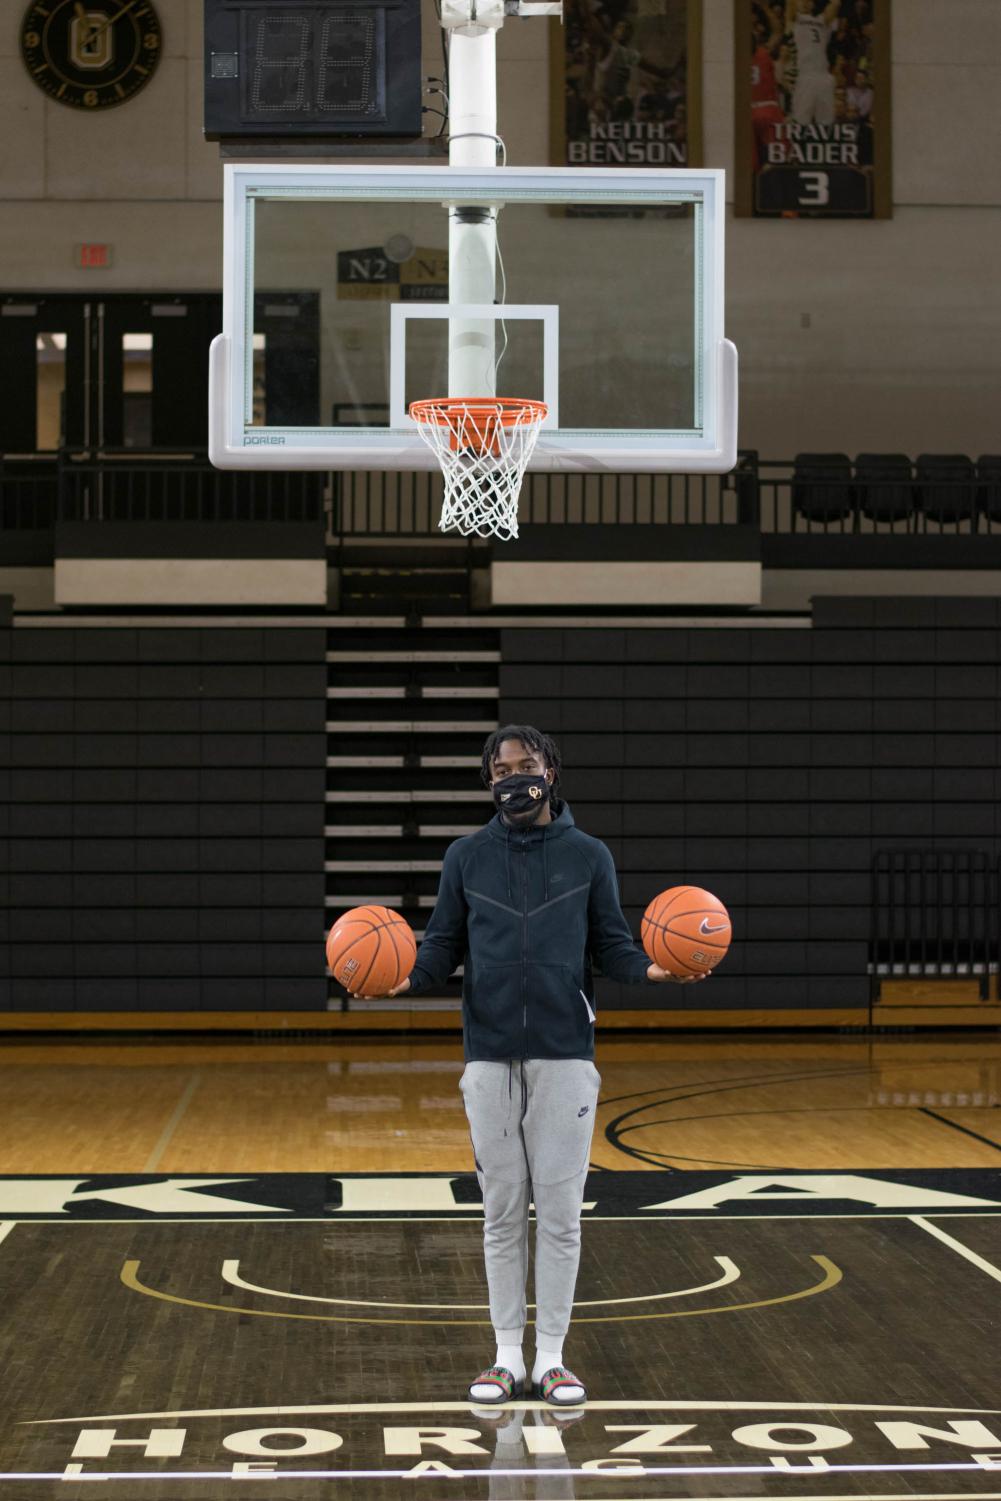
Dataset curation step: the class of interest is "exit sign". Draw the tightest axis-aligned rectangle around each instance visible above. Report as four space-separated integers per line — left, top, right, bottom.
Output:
75 243 114 269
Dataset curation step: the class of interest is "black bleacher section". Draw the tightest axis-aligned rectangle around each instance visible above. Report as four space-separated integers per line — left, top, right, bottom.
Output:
1 625 327 1015
1 601 999 1022
499 597 1001 1017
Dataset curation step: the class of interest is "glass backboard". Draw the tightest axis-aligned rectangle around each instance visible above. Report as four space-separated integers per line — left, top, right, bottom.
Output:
209 164 737 472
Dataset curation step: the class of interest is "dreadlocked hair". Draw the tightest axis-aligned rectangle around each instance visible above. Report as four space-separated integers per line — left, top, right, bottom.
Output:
480 724 563 800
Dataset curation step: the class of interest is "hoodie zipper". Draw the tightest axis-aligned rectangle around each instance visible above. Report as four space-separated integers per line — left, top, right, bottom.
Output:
521 838 528 1050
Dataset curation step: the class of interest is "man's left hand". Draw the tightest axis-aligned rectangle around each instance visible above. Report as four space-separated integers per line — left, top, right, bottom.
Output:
647 963 709 985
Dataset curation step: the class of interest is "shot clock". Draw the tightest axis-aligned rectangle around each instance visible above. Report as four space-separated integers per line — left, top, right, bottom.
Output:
203 0 422 140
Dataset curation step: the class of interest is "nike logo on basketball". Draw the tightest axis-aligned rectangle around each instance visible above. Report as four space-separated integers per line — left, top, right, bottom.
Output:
699 919 728 935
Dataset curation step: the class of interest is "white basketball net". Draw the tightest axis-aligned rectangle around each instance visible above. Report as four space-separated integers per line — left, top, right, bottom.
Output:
409 398 548 541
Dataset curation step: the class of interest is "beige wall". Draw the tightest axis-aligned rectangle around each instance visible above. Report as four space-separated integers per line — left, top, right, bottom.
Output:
1 0 999 456
703 0 1001 458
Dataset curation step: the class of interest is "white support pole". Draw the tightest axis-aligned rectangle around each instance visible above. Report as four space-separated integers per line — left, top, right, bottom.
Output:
447 30 499 398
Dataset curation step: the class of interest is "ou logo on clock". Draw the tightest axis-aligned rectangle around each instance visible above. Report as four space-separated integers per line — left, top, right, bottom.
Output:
20 0 163 111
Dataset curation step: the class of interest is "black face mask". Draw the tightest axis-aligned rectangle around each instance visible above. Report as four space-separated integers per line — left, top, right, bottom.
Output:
492 773 551 822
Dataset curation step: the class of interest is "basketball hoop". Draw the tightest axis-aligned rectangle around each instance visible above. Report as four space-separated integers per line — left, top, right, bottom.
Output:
409 397 547 540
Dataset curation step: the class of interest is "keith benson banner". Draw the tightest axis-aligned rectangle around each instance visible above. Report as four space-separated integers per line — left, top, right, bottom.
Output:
551 0 702 170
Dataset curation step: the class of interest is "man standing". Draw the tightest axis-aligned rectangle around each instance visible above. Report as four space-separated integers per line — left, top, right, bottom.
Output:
786 0 841 127
350 725 705 1406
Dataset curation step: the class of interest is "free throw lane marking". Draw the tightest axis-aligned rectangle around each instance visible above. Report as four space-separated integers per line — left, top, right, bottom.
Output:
119 1254 841 1326
911 1215 1001 1285
220 1253 741 1310
0 1222 15 1249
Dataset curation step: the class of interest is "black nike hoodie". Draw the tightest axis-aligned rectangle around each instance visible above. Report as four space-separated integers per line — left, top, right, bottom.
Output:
407 800 652 1060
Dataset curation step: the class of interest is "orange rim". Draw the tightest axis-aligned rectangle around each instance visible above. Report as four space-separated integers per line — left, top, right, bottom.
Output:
410 397 548 431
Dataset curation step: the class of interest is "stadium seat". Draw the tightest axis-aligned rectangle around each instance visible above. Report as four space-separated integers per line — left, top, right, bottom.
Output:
915 453 976 525
732 449 760 525
977 455 1001 524
791 452 854 525
855 452 913 524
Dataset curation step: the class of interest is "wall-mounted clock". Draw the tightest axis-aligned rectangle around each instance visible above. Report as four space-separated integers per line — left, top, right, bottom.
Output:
20 0 163 111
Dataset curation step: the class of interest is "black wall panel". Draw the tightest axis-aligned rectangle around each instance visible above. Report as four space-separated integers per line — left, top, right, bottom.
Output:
0 625 326 1014
500 599 1001 1015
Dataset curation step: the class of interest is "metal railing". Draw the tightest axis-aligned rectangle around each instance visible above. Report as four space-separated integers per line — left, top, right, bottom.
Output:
330 459 760 536
5 449 1001 540
0 450 325 528
1 449 759 536
0 457 57 531
871 849 994 999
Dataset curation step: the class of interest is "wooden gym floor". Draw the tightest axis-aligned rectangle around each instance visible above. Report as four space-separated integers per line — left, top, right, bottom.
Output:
0 1031 1000 1497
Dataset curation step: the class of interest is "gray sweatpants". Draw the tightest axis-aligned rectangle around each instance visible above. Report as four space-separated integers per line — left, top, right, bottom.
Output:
459 1058 601 1344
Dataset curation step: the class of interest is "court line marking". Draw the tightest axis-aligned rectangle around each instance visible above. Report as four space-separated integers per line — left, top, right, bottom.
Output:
27 1397 1001 1424
607 1101 1001 1170
142 1072 202 1174
920 1108 1001 1157
219 1253 741 1310
3 1466 1001 1486
0 1222 16 1249
7 1211 1001 1223
597 1064 870 1170
118 1254 841 1326
910 1215 1001 1285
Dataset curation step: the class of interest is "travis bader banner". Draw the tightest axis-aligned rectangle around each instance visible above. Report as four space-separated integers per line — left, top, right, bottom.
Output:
551 0 703 169
736 0 891 217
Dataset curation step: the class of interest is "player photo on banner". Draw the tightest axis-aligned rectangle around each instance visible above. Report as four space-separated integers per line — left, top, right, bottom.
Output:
735 0 891 218
550 0 702 171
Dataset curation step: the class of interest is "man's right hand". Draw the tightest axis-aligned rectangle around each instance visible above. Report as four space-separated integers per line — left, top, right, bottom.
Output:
350 976 412 1001
647 963 708 985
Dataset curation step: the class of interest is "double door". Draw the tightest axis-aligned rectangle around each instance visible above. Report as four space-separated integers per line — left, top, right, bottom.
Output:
0 293 222 456
0 291 323 530
0 291 322 458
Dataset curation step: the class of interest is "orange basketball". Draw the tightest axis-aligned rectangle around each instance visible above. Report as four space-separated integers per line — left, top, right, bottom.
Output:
641 886 731 978
325 905 417 995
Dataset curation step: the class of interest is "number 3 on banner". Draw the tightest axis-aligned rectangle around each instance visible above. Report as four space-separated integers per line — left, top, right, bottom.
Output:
798 171 831 207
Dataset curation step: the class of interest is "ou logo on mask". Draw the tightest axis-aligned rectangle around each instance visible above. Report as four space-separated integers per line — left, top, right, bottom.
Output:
492 773 551 817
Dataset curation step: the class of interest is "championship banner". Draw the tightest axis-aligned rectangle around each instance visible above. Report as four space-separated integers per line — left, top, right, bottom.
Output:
551 0 702 170
735 0 891 218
